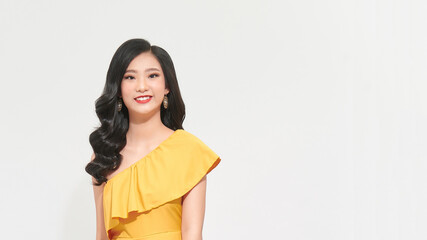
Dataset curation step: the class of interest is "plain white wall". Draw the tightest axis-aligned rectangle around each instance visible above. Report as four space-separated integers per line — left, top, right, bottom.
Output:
1 0 426 239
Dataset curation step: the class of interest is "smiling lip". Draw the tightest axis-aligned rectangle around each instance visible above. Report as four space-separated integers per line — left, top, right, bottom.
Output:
134 95 152 104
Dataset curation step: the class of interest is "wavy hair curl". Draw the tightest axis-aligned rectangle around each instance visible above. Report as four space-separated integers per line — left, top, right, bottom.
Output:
85 38 185 186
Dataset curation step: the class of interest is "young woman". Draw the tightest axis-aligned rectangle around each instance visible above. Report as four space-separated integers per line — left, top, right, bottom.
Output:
85 38 221 240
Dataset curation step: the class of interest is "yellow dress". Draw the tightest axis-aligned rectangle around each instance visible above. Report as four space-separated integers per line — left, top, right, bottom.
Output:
103 129 221 240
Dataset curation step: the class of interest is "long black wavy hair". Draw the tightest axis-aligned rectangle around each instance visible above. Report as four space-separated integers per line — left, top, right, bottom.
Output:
85 38 186 186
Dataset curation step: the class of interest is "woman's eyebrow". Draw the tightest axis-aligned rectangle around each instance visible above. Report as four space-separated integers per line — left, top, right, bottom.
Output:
145 67 161 72
125 68 160 73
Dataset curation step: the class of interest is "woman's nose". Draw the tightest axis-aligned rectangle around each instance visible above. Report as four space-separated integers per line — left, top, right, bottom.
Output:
136 77 148 92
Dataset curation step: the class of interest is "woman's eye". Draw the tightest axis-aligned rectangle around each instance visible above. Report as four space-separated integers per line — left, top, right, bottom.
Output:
149 74 159 78
124 76 135 80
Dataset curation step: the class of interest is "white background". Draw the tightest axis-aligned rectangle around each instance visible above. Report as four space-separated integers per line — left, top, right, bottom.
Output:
1 0 426 239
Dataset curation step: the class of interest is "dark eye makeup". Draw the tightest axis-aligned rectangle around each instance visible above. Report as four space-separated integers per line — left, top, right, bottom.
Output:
123 73 159 80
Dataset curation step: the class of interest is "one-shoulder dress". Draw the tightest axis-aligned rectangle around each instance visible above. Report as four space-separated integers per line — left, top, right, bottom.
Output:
102 129 221 240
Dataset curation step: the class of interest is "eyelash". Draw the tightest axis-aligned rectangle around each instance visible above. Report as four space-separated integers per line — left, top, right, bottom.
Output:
123 74 159 80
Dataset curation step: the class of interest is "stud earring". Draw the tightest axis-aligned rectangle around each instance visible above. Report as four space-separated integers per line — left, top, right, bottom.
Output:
163 95 168 109
117 98 122 112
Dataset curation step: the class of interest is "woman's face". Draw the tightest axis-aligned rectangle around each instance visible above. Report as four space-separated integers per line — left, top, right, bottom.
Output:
120 51 169 118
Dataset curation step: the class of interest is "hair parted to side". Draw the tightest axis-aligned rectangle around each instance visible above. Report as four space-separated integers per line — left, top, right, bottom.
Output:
85 38 186 186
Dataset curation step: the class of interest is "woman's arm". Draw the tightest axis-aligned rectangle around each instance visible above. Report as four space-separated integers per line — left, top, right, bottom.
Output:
91 153 108 240
181 175 207 240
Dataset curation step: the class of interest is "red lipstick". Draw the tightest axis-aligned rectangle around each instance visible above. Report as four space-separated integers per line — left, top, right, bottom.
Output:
134 95 152 104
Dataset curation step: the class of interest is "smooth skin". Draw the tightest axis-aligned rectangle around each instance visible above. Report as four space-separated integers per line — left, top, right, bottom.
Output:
182 175 207 240
91 51 206 240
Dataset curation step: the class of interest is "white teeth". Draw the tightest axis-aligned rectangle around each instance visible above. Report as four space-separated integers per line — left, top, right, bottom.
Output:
136 96 150 100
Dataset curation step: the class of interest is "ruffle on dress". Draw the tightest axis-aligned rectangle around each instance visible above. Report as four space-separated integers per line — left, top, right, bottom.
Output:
102 129 221 236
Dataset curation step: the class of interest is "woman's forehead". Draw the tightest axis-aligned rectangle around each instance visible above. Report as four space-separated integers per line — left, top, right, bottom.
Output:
127 52 161 70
